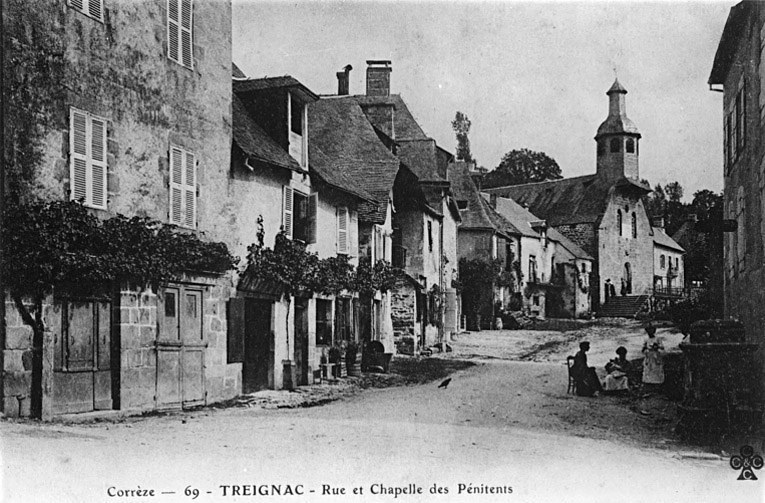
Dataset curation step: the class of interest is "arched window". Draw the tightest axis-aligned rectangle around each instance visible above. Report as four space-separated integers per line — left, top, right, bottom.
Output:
610 138 621 153
631 212 637 238
597 140 605 156
626 138 635 153
660 255 665 269
617 210 623 236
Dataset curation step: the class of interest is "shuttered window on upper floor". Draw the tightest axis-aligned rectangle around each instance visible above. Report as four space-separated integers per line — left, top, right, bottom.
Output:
169 146 197 229
168 0 193 69
68 0 104 22
70 108 107 210
337 206 349 255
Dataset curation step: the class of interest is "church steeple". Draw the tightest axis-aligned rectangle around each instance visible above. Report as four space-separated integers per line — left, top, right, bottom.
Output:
595 79 641 181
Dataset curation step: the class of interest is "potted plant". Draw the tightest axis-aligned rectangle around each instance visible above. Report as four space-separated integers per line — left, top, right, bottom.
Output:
345 340 361 377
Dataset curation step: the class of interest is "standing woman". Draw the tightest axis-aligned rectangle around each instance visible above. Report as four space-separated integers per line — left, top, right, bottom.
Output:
641 323 664 386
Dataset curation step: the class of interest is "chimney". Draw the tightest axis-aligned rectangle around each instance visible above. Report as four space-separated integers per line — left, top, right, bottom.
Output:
652 216 664 229
336 64 352 96
366 60 392 97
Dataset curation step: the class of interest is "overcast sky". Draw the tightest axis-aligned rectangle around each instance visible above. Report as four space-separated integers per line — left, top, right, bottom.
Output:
232 1 733 199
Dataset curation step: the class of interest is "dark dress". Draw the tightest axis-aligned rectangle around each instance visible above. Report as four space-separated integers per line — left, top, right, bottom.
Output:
572 350 602 397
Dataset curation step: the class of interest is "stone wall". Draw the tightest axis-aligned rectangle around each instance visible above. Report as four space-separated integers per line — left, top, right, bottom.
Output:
554 223 597 259
391 280 417 354
118 287 157 412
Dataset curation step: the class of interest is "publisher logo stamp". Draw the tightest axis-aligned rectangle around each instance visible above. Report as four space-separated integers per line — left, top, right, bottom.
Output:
730 446 763 480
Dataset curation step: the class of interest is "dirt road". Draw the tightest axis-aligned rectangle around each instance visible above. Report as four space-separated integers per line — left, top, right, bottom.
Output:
2 322 762 503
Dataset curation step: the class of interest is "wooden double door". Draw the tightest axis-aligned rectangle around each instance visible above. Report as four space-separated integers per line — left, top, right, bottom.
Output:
156 285 206 409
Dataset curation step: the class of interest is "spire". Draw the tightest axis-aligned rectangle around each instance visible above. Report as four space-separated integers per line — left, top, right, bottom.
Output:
607 78 627 95
596 79 640 138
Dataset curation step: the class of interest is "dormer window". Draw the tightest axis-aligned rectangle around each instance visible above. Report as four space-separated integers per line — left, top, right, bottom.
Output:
626 138 635 153
288 92 308 168
610 138 621 153
291 95 303 135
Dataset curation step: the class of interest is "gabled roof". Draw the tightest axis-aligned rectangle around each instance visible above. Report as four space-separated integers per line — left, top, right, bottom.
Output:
232 94 304 173
709 1 752 86
232 62 247 79
353 94 445 182
234 76 319 102
483 175 649 227
308 96 401 223
653 227 685 252
309 145 374 202
492 194 594 260
448 161 519 238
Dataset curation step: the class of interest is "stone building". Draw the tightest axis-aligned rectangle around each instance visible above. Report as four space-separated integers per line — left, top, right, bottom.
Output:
651 218 685 296
708 0 765 400
484 80 654 316
230 73 368 390
2 0 237 417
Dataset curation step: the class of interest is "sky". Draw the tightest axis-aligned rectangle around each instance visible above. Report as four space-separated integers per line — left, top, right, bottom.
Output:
232 1 734 199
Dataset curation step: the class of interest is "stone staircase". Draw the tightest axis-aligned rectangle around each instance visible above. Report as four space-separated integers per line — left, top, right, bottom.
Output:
597 295 649 318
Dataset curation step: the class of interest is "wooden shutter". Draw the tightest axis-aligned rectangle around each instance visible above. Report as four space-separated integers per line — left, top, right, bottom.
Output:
350 211 358 256
167 0 180 64
69 0 85 10
88 0 103 20
90 117 107 209
337 207 348 254
184 151 196 228
180 0 194 69
226 298 245 363
70 109 88 203
170 147 183 225
282 186 294 238
307 193 318 244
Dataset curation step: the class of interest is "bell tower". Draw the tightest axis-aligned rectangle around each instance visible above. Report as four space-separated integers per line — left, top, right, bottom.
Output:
595 79 642 181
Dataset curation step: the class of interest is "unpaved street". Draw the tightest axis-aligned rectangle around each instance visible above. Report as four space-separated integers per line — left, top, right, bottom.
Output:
2 323 763 503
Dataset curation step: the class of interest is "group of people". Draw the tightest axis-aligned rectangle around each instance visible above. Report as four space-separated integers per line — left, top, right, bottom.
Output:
603 278 631 301
570 324 665 397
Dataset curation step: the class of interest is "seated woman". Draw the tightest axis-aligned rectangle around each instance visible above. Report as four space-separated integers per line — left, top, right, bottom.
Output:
571 341 602 397
603 346 631 392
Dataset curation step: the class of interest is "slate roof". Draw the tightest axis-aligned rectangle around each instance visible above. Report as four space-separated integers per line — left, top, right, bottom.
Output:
309 145 374 202
709 1 752 85
448 161 519 238
232 94 304 173
483 175 649 227
491 195 594 261
353 94 445 182
653 227 685 252
234 76 318 102
232 62 247 79
308 96 401 223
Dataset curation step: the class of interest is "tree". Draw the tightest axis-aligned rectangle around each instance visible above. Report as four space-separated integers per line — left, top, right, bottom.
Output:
2 199 238 418
482 149 562 188
451 111 473 164
643 182 666 219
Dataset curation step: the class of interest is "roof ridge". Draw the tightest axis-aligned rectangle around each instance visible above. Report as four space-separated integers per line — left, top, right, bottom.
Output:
487 173 596 191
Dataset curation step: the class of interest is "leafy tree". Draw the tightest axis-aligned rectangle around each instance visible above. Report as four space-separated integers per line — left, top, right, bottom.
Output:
482 149 562 188
643 182 666 219
354 257 399 296
665 182 684 203
2 199 238 418
451 111 473 164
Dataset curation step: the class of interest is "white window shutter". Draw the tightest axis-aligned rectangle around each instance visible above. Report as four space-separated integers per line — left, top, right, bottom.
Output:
184 151 197 228
169 147 183 225
90 117 107 209
337 207 348 254
70 109 88 203
283 186 294 238
167 0 181 65
307 193 318 244
350 211 358 256
88 0 103 20
180 0 193 69
69 0 85 11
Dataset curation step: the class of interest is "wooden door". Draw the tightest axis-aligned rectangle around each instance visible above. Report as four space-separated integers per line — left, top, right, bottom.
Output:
294 299 309 385
243 299 271 393
52 300 112 414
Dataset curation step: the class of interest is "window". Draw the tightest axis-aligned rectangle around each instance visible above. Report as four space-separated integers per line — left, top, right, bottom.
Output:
529 255 537 283
70 108 107 210
725 80 746 170
282 187 316 243
337 206 349 254
626 138 635 153
290 94 303 135
427 221 433 253
660 255 665 269
631 212 637 238
617 210 623 236
67 0 104 21
334 298 352 341
169 146 197 228
675 257 679 269
316 299 332 346
168 0 193 69
610 138 621 153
